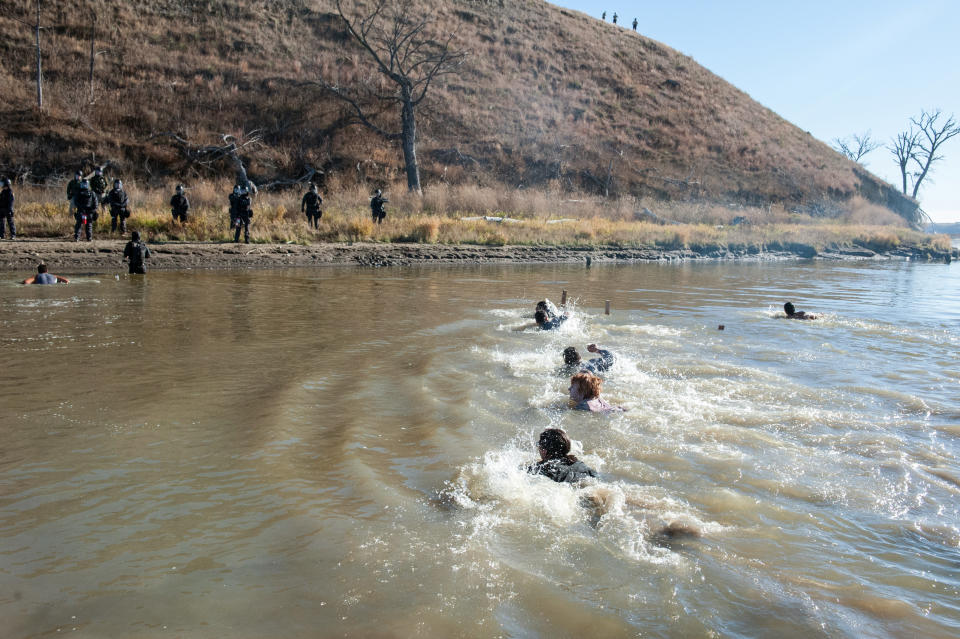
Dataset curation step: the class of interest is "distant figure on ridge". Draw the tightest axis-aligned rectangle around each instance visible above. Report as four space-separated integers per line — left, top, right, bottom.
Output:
301 183 323 229
22 263 69 285
601 11 606 20
104 179 130 234
0 178 15 240
72 180 99 242
560 344 615 376
170 185 190 223
569 372 624 413
783 302 819 320
632 18 638 31
370 189 388 225
612 12 618 24
123 230 151 274
527 428 598 484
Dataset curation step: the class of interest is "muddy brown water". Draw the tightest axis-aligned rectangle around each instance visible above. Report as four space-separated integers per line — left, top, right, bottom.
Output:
2 260 959 637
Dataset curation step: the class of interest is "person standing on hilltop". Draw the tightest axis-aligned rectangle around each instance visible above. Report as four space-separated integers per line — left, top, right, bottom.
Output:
67 171 83 216
89 168 108 210
370 189 388 225
105 179 131 234
0 178 15 240
601 11 606 20
632 18 638 31
233 186 253 243
301 183 323 229
72 180 99 242
612 12 618 24
123 230 151 274
170 184 190 223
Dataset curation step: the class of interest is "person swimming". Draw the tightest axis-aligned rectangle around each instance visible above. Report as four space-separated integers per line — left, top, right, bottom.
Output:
569 372 624 413
22 263 69 285
535 309 569 330
527 428 598 483
560 343 615 376
783 301 818 320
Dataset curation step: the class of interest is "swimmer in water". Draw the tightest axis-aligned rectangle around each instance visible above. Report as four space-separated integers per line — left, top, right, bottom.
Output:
535 309 569 330
783 301 818 320
527 428 598 483
560 343 615 376
569 371 624 413
22 263 69 285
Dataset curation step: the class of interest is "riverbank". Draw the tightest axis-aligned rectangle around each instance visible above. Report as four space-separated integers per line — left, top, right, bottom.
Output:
0 238 954 272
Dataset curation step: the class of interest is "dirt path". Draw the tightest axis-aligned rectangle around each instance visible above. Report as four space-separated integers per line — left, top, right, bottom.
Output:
0 239 953 273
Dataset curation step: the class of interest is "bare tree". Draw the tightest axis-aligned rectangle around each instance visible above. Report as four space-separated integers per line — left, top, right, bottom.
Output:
833 130 881 164
890 128 919 196
907 109 959 199
318 0 466 193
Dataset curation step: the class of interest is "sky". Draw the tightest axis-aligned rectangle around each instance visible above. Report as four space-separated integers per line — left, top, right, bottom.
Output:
553 0 960 222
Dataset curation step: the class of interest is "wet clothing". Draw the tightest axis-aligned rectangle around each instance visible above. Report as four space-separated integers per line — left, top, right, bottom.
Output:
539 315 568 331
123 240 150 274
170 193 189 222
0 187 14 238
105 188 130 233
302 191 322 228
370 195 387 224
559 349 615 377
33 272 58 284
574 397 623 413
89 174 108 201
232 193 252 242
72 190 99 241
528 458 598 483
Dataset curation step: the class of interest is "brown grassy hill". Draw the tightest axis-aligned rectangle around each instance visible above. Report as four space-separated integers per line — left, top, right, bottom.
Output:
0 0 912 218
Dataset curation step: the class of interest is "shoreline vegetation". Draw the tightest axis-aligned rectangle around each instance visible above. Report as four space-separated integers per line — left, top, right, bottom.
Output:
1 181 954 271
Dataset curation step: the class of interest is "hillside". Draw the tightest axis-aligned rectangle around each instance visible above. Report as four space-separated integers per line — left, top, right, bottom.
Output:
0 0 914 218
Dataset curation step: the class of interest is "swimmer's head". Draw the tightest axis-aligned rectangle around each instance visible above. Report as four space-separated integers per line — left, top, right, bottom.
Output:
563 346 581 365
570 372 601 401
536 301 550 313
37 263 48 273
534 310 548 326
784 302 796 316
538 428 576 462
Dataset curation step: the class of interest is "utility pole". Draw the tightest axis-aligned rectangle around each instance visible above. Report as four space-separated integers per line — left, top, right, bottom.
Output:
35 0 43 110
88 15 96 103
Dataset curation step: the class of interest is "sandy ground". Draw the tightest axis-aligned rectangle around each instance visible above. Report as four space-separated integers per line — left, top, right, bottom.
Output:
0 239 954 274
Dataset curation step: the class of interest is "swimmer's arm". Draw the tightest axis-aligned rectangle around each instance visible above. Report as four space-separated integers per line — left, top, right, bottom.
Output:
513 322 538 332
55 275 70 283
21 276 35 284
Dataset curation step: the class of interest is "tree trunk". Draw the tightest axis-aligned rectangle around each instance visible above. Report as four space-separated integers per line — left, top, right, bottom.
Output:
400 85 421 193
35 0 43 110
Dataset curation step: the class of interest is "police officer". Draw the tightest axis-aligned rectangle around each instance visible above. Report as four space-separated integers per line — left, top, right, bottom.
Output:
73 180 99 241
632 17 638 31
123 230 151 274
66 171 83 215
90 168 108 207
170 184 189 222
0 178 15 240
104 179 130 233
370 189 388 224
228 184 240 230
301 183 323 229
233 186 252 243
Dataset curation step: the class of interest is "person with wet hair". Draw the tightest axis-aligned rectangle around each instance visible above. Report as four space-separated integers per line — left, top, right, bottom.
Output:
527 428 598 483
22 263 69 285
569 371 623 413
560 343 615 376
535 309 569 330
783 301 818 320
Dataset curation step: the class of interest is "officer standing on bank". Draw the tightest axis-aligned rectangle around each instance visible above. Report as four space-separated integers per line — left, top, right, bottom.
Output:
90 167 108 209
370 189 388 224
301 183 323 229
104 179 130 234
170 184 189 222
73 180 99 241
66 171 83 215
233 185 252 243
0 178 15 240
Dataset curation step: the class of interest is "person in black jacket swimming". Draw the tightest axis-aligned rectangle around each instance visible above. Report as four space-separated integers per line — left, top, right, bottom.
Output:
104 179 130 233
560 344 615 376
170 184 189 222
535 309 568 330
527 428 598 484
123 231 151 274
301 183 322 229
0 178 14 240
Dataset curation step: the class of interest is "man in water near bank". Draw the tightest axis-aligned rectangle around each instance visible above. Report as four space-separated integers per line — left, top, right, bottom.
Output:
527 428 598 483
123 231 151 274
569 372 624 413
560 344 615 376
22 263 69 285
783 301 818 320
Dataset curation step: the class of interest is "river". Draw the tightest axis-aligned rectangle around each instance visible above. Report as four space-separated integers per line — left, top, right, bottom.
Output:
1 259 958 638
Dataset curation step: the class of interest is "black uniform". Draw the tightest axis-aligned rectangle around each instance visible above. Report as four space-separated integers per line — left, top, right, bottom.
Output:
301 191 322 228
528 459 598 483
370 194 387 224
73 190 99 241
0 186 14 239
123 239 151 274
105 187 130 233
90 174 108 205
170 193 190 222
233 193 252 243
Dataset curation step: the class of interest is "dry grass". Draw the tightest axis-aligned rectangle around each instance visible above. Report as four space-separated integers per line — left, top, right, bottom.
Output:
8 181 948 252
